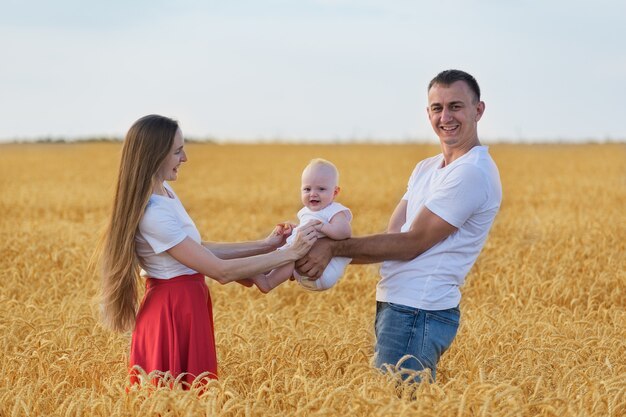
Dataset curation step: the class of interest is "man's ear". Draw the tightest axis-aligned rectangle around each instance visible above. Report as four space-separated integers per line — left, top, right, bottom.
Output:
475 101 485 122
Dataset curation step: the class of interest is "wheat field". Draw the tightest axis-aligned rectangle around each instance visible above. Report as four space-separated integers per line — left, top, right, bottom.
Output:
0 142 624 416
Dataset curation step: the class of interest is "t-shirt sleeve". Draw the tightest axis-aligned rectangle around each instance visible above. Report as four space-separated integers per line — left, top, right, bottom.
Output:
425 165 487 228
139 202 188 254
402 163 422 201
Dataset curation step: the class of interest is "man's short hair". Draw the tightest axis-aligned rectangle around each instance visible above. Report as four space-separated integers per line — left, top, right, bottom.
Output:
428 69 481 102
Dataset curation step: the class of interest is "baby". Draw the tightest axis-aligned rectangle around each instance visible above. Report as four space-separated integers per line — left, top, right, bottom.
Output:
252 158 352 292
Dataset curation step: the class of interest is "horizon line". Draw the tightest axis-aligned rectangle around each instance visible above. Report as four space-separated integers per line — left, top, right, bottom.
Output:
1 136 624 146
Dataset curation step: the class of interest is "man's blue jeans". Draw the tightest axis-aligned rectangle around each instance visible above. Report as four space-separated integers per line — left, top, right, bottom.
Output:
374 301 460 382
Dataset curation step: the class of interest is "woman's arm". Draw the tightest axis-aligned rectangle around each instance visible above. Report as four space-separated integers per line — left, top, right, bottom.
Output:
318 211 351 240
202 223 294 259
169 223 316 284
202 240 275 259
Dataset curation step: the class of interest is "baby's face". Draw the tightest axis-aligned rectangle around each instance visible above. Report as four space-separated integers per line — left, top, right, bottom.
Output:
300 165 338 212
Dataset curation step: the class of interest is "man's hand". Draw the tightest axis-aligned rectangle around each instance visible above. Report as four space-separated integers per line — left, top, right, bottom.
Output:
294 238 334 279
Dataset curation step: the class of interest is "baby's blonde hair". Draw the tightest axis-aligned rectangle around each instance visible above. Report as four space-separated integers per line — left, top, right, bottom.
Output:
303 158 339 184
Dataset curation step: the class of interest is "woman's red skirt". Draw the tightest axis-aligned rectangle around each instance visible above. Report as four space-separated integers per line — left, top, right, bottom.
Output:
129 273 217 388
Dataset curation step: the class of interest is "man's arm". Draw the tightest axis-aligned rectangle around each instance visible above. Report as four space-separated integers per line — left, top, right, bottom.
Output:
348 199 406 264
295 205 457 278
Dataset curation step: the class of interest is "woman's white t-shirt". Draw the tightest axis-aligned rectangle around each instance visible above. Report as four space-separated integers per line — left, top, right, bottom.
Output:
135 182 200 279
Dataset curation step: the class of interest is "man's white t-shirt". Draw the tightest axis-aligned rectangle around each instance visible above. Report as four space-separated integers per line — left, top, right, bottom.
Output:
135 182 201 279
378 146 502 310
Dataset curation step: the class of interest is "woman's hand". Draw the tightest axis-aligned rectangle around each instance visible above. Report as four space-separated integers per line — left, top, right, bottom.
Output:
286 220 320 258
264 222 296 249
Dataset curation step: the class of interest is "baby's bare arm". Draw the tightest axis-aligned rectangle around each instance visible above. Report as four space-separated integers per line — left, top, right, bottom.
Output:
319 211 352 240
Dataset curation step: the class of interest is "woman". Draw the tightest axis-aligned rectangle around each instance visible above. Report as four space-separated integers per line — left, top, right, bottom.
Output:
98 114 317 388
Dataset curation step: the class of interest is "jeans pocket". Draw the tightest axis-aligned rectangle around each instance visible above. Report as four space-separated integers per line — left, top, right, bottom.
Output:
423 310 460 366
375 302 420 369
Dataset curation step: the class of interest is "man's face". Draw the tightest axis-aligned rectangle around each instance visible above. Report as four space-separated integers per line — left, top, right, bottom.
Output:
427 80 485 148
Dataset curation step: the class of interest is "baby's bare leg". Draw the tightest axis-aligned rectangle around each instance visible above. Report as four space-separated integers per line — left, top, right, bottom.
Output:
247 274 269 293
266 263 295 289
251 263 295 294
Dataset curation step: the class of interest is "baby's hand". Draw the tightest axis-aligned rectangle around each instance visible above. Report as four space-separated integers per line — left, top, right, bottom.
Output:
276 222 296 237
311 221 326 237
266 222 296 248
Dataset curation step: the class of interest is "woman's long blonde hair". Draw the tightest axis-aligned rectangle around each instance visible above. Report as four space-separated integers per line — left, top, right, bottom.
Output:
99 115 179 332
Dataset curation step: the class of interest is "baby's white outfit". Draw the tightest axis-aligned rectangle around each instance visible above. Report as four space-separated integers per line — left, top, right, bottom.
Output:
285 202 352 291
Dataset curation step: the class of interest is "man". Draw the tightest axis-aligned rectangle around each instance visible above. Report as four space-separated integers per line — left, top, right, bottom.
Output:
295 69 502 382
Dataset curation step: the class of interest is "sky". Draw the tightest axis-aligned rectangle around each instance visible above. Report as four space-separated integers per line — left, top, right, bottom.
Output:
1 0 625 143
